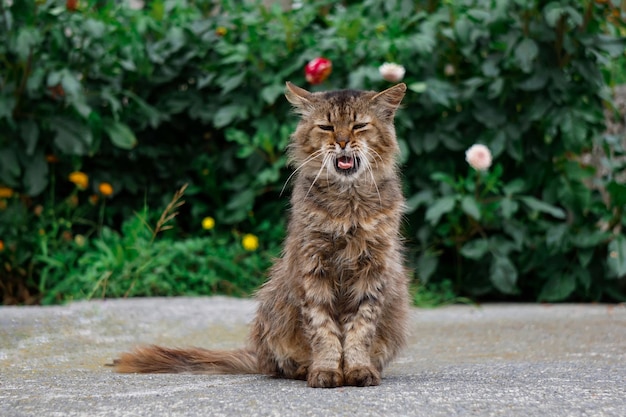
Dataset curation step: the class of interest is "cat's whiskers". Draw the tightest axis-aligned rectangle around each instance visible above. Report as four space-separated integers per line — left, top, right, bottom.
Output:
357 149 382 207
361 146 383 169
280 149 325 196
304 151 334 201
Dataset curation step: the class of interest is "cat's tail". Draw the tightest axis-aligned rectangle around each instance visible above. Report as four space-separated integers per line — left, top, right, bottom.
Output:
112 345 258 374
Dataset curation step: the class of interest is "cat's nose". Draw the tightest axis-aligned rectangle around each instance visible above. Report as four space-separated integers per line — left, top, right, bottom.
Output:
336 140 348 149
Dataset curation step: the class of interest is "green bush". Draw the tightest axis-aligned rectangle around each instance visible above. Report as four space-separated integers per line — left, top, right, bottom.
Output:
0 0 625 304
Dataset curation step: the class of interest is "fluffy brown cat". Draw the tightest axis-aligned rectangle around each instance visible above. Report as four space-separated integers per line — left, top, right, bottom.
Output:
114 81 410 388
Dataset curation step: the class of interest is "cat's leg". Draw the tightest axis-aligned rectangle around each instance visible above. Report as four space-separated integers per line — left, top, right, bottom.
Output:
301 275 344 388
341 253 400 387
341 311 383 386
341 280 385 387
370 288 409 374
250 284 311 381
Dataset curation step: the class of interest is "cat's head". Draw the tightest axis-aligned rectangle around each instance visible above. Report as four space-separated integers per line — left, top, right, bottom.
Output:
285 82 406 182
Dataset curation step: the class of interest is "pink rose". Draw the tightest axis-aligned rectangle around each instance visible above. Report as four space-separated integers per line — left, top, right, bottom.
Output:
465 144 492 171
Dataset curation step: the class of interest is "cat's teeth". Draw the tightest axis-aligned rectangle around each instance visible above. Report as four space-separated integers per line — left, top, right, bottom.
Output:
337 156 354 170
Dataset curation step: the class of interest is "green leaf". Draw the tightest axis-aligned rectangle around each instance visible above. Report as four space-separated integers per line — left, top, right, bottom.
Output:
503 222 526 250
607 235 626 278
575 268 591 291
501 198 518 219
20 120 39 156
490 255 518 294
196 73 215 89
503 178 525 196
538 273 576 301
481 57 500 77
519 196 565 219
425 195 456 225
60 70 82 98
12 26 41 60
572 229 608 248
404 190 433 214
517 71 549 91
560 111 587 150
546 223 568 249
217 72 246 94
213 104 244 129
467 9 490 22
103 121 138 150
100 88 122 116
430 172 455 185
488 78 504 99
461 195 481 220
460 239 490 260
225 128 250 146
607 182 626 207
408 82 427 93
0 94 16 121
260 84 284 105
417 250 438 283
51 118 93 155
348 66 380 89
125 91 162 129
424 79 455 107
577 248 594 268
472 99 507 128
595 35 626 58
84 19 107 38
22 152 48 196
453 16 471 42
543 3 566 27
0 148 21 186
514 38 538 73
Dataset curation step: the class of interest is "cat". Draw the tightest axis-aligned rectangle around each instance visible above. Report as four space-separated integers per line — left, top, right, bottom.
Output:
113 81 410 388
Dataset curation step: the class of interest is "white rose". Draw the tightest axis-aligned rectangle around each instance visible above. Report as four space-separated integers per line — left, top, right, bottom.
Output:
379 63 406 83
465 144 492 171
128 0 144 10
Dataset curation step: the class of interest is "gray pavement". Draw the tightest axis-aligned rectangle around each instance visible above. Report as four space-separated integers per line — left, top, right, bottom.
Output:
1 297 625 417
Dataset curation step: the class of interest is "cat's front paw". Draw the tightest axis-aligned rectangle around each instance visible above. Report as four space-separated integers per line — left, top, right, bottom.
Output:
344 366 381 387
307 368 344 388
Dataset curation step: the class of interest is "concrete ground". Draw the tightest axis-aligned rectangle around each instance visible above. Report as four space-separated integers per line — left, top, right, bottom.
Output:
0 297 625 417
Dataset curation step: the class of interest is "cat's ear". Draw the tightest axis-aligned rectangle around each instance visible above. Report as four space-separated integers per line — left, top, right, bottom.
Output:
370 83 407 120
285 82 313 115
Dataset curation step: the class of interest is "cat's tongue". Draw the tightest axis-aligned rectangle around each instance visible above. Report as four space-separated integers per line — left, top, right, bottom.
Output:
337 156 354 170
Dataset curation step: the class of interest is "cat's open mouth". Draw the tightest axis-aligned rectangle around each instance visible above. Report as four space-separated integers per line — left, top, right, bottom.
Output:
335 156 359 175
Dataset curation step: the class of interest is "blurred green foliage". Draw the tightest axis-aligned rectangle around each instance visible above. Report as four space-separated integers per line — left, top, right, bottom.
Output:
0 0 625 304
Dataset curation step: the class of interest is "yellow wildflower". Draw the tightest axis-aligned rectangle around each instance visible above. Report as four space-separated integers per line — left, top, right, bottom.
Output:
215 26 227 36
98 182 114 197
68 171 88 190
202 216 215 230
242 233 259 251
0 187 14 199
74 234 86 248
67 194 79 208
89 194 99 205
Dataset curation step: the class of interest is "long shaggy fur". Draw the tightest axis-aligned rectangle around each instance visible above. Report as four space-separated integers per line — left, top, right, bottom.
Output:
114 82 410 388
114 346 258 374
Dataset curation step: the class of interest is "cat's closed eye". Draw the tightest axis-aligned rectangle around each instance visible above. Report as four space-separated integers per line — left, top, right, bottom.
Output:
318 125 334 132
353 123 368 130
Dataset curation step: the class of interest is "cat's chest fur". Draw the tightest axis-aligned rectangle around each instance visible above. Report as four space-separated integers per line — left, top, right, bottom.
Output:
284 175 401 290
292 175 402 234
